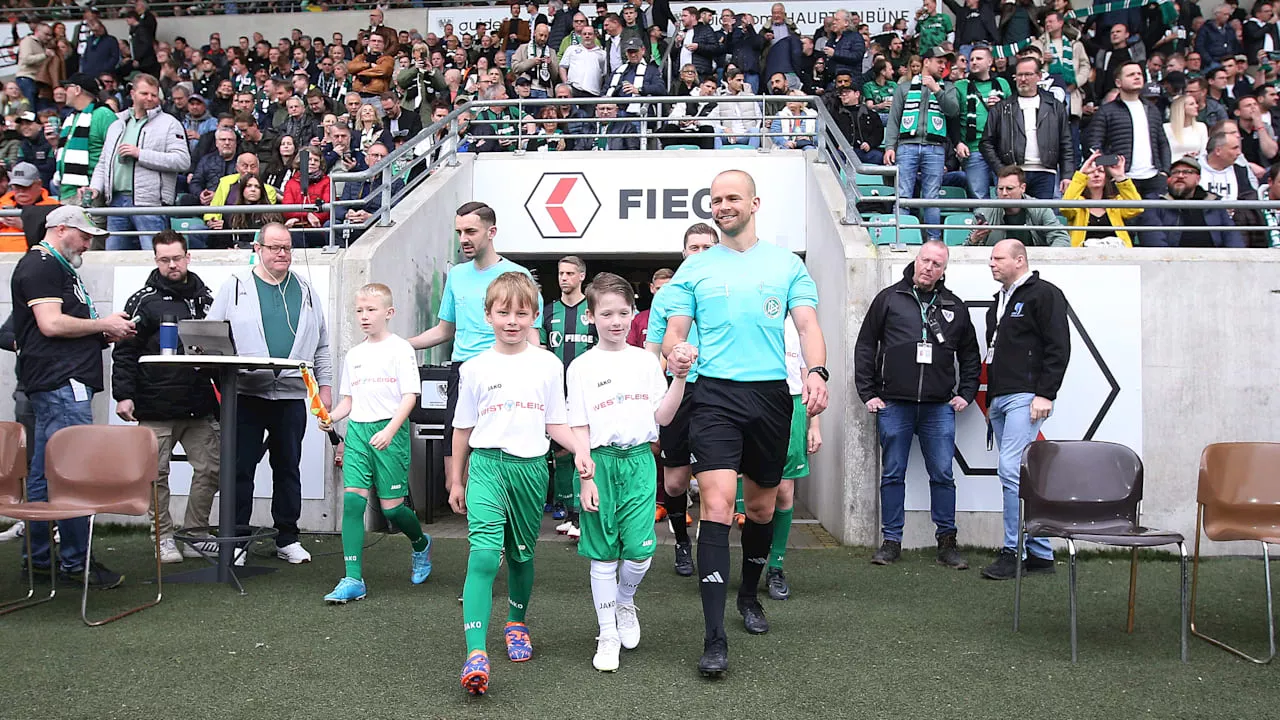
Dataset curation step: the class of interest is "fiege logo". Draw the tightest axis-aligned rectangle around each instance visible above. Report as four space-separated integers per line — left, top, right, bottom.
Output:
481 400 546 417
593 393 650 411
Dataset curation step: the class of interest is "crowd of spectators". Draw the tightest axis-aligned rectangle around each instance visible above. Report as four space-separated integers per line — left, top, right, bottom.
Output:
0 0 1277 250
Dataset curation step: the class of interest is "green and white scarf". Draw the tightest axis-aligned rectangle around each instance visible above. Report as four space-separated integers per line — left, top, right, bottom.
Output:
1066 0 1176 26
957 76 1010 144
54 103 98 190
1044 36 1076 87
899 76 946 141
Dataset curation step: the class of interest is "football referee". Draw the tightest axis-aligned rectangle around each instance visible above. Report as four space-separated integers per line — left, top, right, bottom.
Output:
661 170 829 677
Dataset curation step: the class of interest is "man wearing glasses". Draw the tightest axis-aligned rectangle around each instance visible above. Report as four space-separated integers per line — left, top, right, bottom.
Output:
979 55 1074 200
112 230 221 565
208 222 334 566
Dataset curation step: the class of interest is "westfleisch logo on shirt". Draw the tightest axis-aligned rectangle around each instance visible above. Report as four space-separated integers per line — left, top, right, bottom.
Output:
480 399 546 416
593 393 651 411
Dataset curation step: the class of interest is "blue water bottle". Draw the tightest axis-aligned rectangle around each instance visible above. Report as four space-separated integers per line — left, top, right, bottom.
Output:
159 314 179 355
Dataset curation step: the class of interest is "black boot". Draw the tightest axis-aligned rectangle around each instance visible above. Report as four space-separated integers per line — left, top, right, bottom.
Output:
936 534 968 570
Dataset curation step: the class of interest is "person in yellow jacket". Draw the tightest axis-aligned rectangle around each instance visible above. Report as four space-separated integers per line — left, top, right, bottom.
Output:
1061 150 1142 247
202 152 279 229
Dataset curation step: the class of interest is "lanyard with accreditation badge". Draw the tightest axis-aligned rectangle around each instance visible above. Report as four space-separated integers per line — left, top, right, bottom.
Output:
912 288 944 364
40 241 98 320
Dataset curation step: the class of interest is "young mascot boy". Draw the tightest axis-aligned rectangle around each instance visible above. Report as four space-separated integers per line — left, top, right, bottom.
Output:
450 271 594 696
567 273 696 673
321 283 432 604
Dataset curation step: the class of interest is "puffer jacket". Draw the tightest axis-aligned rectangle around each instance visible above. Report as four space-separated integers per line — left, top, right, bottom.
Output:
1081 97 1171 175
89 105 191 205
111 269 219 421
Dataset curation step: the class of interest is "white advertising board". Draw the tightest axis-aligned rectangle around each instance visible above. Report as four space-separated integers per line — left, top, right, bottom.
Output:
887 264 1144 514
472 153 807 254
109 263 332 501
427 1 917 39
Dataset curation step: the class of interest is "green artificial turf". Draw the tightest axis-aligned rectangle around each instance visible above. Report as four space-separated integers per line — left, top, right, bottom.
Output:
1 533 1277 720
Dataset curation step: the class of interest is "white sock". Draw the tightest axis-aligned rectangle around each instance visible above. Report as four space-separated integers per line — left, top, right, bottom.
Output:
616 557 651 606
589 560 618 637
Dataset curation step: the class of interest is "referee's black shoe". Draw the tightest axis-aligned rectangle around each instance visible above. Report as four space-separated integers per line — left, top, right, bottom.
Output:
737 596 769 634
698 636 728 677
673 541 694 576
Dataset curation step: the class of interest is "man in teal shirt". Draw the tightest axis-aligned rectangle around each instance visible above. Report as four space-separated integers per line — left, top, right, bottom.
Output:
660 170 829 678
409 201 540 484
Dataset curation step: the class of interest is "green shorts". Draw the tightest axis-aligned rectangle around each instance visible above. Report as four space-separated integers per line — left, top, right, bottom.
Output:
342 420 411 498
578 444 659 562
466 448 549 564
781 395 810 480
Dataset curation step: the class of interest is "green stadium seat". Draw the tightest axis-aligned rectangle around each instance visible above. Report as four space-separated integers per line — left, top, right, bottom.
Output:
663 144 701 150
943 213 977 246
859 185 895 199
855 172 884 185
939 185 970 213
720 144 754 150
866 213 923 246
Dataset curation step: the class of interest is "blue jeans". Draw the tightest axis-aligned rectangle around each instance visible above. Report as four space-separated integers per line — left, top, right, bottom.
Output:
1024 170 1059 200
743 72 760 94
106 194 168 250
529 88 549 99
235 396 306 548
988 392 1053 560
895 142 945 239
877 401 958 543
855 147 885 165
24 382 94 571
963 152 992 202
16 76 37 109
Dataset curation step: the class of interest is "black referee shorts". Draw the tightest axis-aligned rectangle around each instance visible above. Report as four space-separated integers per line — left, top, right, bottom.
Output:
688 377 792 489
658 385 696 468
443 361 464 457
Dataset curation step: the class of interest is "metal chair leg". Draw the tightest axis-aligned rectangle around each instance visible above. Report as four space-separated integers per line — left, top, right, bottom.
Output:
81 506 164 626
1179 541 1189 663
1126 546 1139 634
1068 538 1078 663
1190 504 1277 664
0 523 56 615
1014 502 1024 632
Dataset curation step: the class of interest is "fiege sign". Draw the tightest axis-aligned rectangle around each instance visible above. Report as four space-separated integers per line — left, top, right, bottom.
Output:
476 153 808 253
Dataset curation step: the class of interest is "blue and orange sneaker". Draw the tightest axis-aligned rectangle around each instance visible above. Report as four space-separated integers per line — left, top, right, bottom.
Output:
460 650 490 695
504 622 533 662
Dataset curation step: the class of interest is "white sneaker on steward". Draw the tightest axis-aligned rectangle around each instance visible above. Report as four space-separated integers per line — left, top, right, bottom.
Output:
276 542 312 564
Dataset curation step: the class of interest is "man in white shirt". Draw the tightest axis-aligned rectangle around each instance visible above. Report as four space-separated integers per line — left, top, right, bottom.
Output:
1082 60 1171 198
1199 130 1256 201
560 24 607 96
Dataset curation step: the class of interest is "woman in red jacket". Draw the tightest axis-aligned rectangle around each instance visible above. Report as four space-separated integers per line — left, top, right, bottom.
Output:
282 151 332 247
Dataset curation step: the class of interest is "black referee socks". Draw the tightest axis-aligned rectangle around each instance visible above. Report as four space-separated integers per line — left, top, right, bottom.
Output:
697 520 731 641
665 491 690 544
739 519 774 601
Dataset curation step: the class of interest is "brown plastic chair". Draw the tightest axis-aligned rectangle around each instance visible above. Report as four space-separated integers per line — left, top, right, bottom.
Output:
1015 440 1188 663
0 425 161 626
0 421 47 614
1190 442 1280 664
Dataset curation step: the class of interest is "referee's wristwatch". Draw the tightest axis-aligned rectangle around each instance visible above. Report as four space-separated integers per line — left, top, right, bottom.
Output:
808 366 829 382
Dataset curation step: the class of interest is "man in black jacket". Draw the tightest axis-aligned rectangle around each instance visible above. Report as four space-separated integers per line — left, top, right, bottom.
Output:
1082 61 1171 198
833 85 884 164
112 230 221 565
980 56 1074 199
979 239 1070 581
854 241 980 570
668 6 719 78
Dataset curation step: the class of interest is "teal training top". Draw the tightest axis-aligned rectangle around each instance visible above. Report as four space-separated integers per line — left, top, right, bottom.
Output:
661 241 817 382
646 284 700 383
438 257 536 362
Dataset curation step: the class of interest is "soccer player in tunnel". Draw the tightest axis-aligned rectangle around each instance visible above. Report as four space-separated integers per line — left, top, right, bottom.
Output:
661 170 829 677
540 255 598 539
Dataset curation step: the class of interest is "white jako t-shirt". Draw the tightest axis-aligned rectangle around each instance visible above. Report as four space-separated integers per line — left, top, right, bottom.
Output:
567 346 669 449
453 345 567 458
1124 99 1157 179
339 334 420 423
784 316 804 396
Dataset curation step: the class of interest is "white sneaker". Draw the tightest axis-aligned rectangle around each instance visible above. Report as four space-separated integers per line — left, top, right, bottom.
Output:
592 634 621 672
276 542 312 564
567 524 581 540
555 520 574 535
182 539 219 559
616 603 640 649
159 538 184 564
0 521 24 542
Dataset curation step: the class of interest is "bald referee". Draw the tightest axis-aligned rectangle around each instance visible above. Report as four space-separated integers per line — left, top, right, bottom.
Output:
661 170 829 677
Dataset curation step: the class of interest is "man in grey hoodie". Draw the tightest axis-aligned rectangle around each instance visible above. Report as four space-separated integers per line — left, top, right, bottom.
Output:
84 73 191 251
207 223 334 565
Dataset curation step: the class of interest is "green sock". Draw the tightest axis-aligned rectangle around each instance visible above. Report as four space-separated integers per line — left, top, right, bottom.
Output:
463 549 502 653
383 502 429 552
506 557 535 623
341 492 367 580
554 455 575 506
735 476 745 514
769 507 795 569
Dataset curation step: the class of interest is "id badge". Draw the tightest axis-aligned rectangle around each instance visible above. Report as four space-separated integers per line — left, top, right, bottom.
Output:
69 378 88 402
916 342 933 364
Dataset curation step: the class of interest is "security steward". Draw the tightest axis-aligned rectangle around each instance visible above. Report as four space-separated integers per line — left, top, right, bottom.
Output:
853 240 980 571
662 169 829 678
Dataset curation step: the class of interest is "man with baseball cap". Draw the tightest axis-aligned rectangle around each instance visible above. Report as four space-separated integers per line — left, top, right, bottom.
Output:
15 112 54 186
0 161 60 252
50 72 116 229
884 45 960 241
11 204 132 589
604 35 663 121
